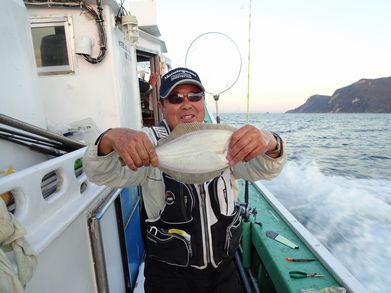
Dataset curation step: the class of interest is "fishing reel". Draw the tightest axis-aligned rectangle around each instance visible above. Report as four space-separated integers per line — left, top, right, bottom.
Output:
238 203 262 226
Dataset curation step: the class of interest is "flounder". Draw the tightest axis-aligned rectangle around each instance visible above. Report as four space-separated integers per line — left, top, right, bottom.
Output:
156 122 236 184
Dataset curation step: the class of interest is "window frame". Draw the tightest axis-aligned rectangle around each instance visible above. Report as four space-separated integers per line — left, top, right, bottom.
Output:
30 16 75 76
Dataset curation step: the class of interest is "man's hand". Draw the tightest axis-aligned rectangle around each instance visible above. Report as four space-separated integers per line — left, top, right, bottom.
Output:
227 125 278 166
98 128 158 171
149 72 158 87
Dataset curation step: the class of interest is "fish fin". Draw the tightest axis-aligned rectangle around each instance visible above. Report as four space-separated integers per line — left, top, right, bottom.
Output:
157 122 236 146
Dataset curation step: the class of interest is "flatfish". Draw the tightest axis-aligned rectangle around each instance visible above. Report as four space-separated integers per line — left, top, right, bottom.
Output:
156 122 236 184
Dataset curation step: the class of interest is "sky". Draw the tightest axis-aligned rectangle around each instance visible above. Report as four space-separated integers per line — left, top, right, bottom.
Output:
154 0 391 113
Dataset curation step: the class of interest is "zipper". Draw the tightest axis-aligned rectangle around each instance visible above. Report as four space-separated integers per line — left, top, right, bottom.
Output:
199 183 211 264
224 209 241 254
221 177 228 214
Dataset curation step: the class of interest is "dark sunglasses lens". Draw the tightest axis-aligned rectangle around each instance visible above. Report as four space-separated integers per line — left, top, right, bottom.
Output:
188 95 203 102
166 93 203 104
167 95 183 104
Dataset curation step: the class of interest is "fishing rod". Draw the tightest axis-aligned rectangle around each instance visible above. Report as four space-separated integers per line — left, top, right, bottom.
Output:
0 127 65 149
241 0 253 274
0 132 63 149
0 133 66 157
244 0 252 222
0 113 85 151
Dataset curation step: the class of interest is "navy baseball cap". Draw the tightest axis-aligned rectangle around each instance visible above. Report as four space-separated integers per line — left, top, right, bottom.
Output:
159 67 205 99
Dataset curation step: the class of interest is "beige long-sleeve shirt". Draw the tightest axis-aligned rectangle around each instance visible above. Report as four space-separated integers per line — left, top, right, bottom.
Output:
83 126 286 219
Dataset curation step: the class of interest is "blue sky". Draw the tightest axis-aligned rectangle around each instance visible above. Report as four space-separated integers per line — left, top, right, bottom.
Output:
155 0 391 113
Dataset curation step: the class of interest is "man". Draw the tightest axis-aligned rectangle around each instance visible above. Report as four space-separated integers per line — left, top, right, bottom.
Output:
139 71 158 95
84 67 286 293
139 72 158 110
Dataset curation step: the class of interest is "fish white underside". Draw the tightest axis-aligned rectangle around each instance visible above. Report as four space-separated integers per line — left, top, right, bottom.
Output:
157 130 231 173
155 123 236 184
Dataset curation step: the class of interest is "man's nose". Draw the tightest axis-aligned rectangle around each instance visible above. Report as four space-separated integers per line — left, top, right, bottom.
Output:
181 96 192 107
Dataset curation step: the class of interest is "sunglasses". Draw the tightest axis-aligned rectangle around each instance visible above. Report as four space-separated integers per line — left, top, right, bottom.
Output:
165 92 204 104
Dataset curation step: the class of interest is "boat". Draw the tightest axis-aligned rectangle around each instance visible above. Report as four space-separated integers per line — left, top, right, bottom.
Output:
0 1 366 292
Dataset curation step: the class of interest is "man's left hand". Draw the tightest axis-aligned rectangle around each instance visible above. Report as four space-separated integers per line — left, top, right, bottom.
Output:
227 125 277 166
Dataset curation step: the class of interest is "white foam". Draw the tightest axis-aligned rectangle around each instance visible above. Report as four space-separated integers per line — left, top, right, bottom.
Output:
262 160 391 293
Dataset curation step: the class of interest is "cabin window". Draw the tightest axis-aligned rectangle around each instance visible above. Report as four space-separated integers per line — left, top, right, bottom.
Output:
30 16 75 76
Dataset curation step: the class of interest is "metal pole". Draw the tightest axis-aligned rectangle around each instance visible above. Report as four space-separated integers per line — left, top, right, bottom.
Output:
214 94 220 124
235 251 253 293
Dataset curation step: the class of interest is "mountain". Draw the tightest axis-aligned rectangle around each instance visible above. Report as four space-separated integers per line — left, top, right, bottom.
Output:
286 77 391 113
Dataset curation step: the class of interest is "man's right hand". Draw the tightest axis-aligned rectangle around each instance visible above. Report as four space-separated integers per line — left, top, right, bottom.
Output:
98 128 158 171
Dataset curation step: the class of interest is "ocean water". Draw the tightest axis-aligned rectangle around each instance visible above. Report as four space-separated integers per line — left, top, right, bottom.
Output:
220 113 391 293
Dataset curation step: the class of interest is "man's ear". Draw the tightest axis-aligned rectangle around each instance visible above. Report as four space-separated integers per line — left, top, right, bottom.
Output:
157 100 163 112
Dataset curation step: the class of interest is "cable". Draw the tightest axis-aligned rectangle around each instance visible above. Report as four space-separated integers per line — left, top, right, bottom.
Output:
78 1 107 64
115 0 127 24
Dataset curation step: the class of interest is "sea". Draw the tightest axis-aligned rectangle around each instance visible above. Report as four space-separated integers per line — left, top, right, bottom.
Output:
220 113 391 293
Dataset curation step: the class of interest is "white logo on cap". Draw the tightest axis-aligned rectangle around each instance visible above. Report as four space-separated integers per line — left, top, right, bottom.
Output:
164 69 197 81
170 72 192 81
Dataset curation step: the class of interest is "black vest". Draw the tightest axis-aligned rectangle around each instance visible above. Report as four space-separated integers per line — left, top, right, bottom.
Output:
142 123 242 269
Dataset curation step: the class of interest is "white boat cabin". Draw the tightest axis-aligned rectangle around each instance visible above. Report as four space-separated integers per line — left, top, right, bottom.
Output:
0 0 169 292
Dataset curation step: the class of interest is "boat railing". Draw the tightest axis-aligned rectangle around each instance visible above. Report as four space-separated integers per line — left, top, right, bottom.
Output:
0 147 107 254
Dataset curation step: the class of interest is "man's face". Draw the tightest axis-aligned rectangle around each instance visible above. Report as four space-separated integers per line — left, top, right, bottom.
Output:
158 84 205 129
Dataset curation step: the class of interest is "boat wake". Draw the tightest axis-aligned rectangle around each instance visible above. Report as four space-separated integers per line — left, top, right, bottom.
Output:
261 160 391 293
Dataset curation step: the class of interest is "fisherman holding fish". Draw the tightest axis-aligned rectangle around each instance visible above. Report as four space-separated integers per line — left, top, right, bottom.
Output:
84 67 286 293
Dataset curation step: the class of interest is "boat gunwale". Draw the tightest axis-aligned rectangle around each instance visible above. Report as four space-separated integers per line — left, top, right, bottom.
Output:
254 181 366 293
